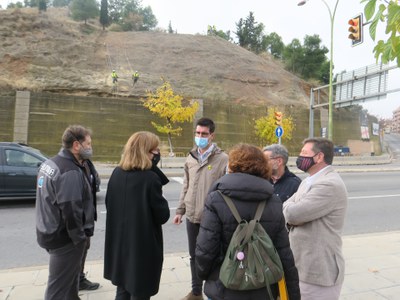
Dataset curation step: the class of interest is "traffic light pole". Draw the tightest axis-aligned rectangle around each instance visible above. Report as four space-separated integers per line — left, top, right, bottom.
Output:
299 0 339 141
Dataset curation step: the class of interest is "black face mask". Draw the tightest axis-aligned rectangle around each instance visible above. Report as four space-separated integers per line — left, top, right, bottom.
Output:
296 154 317 172
152 153 161 167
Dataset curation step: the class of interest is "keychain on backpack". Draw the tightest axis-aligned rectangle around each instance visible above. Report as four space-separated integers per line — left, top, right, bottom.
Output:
237 251 245 269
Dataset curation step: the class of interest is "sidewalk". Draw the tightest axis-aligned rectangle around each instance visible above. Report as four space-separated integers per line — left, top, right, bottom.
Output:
1 231 400 300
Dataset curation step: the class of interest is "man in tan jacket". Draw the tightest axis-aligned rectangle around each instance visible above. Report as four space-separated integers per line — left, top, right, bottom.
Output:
173 117 228 300
283 138 348 300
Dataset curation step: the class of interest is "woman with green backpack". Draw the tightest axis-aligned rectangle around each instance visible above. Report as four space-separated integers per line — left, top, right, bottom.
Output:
195 143 300 300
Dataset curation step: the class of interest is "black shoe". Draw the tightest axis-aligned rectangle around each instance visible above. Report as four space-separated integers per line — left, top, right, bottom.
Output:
79 278 100 290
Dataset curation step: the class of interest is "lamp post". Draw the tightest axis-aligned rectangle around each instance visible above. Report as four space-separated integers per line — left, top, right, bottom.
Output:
298 0 339 140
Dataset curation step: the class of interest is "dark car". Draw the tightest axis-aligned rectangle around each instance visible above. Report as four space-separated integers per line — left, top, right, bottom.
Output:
0 142 47 200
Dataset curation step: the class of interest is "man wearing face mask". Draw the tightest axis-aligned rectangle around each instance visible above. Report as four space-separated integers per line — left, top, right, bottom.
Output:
36 125 96 300
173 117 228 300
283 138 348 300
263 144 301 202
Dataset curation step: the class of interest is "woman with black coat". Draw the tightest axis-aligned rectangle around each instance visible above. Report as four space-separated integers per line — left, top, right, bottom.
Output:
104 131 170 300
195 143 300 300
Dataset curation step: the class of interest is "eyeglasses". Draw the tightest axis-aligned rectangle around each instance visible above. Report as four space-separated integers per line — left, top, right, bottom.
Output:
269 156 282 160
194 131 210 137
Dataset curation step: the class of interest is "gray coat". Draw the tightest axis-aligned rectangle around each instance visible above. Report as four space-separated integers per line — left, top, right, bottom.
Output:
283 165 348 286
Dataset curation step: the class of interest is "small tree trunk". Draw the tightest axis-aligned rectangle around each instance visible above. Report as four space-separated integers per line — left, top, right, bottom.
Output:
167 133 174 156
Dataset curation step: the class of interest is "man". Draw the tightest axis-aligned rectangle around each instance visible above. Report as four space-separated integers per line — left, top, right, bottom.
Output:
132 70 139 85
79 159 100 291
263 144 301 202
111 70 118 83
36 125 96 300
283 138 348 300
173 117 228 300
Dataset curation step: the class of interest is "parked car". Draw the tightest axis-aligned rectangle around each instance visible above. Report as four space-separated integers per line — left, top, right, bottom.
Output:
0 142 47 200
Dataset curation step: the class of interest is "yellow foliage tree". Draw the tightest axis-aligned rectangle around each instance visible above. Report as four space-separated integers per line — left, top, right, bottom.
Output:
143 80 199 156
254 107 294 146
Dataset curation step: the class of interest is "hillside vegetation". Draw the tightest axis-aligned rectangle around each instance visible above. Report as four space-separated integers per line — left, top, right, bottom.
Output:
0 7 310 107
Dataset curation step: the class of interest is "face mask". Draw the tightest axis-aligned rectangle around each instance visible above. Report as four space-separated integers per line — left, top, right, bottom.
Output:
79 145 93 160
296 155 316 172
152 153 161 166
195 136 209 149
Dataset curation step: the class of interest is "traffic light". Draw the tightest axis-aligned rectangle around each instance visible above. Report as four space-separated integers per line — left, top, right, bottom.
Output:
274 111 283 127
348 14 363 46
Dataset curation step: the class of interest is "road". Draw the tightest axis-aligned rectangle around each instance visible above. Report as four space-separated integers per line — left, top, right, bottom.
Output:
0 169 399 270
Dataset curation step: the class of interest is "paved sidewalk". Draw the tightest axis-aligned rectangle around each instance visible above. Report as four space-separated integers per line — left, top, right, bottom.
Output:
1 231 400 299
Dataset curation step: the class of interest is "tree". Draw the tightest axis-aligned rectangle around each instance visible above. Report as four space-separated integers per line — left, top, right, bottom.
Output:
38 0 47 12
263 32 285 59
362 0 400 66
70 0 99 25
254 107 294 146
283 38 304 74
207 25 232 41
168 21 174 33
100 0 109 30
108 0 157 31
301 35 329 80
53 0 71 7
235 12 265 53
143 80 199 155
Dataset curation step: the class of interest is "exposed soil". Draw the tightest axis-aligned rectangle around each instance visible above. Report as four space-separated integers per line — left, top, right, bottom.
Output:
0 7 310 107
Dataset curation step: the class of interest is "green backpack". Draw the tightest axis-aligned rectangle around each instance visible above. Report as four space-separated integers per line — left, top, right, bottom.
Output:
218 191 284 299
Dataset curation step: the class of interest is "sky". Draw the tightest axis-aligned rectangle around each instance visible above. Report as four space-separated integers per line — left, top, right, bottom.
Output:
1 0 399 118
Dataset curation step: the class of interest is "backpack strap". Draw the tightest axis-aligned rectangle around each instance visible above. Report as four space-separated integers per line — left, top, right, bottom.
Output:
218 190 242 223
218 190 267 223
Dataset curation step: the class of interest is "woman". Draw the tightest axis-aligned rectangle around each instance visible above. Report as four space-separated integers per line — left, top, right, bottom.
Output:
104 131 170 300
195 143 300 300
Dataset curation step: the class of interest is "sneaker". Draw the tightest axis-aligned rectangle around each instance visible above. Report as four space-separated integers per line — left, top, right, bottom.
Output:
79 278 100 291
181 291 204 300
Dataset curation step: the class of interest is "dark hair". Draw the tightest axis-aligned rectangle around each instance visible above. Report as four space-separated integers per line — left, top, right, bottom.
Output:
228 143 271 180
62 125 92 149
302 137 334 165
263 144 289 165
196 117 215 133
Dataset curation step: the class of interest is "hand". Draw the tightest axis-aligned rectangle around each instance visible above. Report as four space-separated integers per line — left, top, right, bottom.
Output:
173 214 183 225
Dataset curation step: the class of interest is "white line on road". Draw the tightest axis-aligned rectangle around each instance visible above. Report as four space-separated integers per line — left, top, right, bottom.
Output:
349 194 400 200
171 177 183 184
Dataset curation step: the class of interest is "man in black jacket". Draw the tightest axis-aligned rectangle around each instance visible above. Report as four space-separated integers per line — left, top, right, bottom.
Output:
36 125 95 300
263 144 301 202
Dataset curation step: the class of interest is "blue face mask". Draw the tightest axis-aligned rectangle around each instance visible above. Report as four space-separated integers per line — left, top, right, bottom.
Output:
195 136 209 149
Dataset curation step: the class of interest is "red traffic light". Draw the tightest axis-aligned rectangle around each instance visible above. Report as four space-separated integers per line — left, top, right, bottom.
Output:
348 14 363 46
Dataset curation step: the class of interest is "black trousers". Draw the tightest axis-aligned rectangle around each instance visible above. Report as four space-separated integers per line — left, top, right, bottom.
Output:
45 241 86 300
115 285 150 300
186 219 203 296
80 237 90 280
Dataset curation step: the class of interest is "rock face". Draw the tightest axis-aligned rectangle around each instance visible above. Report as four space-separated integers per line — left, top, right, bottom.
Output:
0 7 310 107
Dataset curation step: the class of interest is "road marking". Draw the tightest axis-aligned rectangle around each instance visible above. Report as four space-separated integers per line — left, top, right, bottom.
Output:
349 194 400 200
171 177 183 184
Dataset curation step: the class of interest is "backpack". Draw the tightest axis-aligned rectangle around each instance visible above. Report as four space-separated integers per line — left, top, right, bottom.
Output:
218 191 284 299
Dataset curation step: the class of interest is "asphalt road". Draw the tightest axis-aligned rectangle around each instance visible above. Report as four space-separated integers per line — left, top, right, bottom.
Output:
0 169 399 270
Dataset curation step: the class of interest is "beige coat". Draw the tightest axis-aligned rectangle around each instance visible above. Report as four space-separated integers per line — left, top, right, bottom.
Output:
176 145 228 223
283 165 348 286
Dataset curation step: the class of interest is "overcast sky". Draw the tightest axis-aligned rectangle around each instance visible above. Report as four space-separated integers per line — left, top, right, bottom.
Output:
1 0 398 118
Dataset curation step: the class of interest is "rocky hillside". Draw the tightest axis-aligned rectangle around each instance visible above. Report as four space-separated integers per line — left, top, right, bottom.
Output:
0 7 310 107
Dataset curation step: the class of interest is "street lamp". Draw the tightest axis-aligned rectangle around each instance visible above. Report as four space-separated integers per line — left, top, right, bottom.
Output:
298 0 339 140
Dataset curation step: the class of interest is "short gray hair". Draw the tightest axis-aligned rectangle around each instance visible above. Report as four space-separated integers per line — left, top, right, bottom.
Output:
263 144 289 165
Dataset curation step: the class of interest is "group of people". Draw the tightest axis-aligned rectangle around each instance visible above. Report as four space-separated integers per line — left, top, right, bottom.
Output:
35 117 348 300
111 69 139 86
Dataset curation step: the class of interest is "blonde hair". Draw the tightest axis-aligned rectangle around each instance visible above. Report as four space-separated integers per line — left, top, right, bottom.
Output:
119 131 160 171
